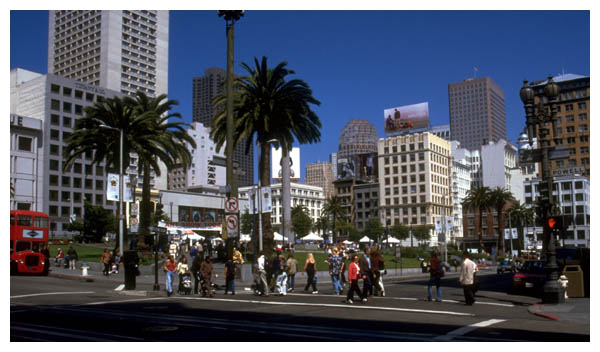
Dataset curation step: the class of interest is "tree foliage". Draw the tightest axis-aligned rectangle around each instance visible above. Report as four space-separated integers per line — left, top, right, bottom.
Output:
412 225 433 246
291 205 312 238
240 209 254 235
390 224 410 241
363 217 384 243
82 201 116 243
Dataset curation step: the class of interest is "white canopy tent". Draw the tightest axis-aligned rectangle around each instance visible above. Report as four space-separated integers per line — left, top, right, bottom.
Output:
343 240 354 244
301 233 323 241
384 236 400 243
359 236 372 243
273 232 285 242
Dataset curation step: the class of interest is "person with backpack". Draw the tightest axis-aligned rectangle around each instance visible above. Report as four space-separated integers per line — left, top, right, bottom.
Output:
427 251 448 302
285 253 298 292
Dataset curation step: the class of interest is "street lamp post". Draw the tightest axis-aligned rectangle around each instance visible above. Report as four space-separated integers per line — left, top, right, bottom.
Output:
218 10 244 259
520 77 564 304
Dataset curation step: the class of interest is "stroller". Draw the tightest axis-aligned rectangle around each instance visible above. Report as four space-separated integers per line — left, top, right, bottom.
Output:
179 272 193 295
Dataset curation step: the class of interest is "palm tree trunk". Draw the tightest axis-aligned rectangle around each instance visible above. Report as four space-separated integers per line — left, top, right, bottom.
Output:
281 147 292 244
259 143 273 254
478 207 484 254
138 159 151 251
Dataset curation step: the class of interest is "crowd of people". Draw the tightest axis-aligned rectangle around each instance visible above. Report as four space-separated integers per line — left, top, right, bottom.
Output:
160 239 481 306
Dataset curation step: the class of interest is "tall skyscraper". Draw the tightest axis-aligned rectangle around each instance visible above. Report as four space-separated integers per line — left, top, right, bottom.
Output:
448 77 507 151
337 119 378 159
48 10 169 98
192 67 254 187
305 162 335 199
47 10 170 190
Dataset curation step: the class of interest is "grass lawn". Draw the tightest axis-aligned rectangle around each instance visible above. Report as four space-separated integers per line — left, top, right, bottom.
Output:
48 243 111 263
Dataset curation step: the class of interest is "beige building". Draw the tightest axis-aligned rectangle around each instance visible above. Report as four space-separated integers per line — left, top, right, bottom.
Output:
305 162 335 199
378 132 452 245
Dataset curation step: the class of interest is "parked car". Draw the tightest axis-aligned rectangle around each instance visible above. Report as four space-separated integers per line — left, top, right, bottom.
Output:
497 259 517 274
511 260 546 294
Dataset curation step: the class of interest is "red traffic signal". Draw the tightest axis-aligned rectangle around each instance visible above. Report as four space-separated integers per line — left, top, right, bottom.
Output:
547 216 563 231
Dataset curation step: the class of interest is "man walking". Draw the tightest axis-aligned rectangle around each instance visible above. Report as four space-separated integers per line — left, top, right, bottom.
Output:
67 245 78 270
286 253 298 292
459 251 477 305
359 247 374 299
257 252 270 297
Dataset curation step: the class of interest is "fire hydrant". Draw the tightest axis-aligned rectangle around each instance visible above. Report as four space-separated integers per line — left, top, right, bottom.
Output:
81 261 90 276
558 275 568 299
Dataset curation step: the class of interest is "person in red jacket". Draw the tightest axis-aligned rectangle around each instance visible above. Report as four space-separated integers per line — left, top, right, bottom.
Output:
346 254 365 304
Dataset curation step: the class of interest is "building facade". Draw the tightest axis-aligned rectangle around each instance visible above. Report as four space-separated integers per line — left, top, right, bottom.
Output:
480 139 524 202
448 77 507 151
305 162 335 199
337 119 378 159
450 141 472 241
429 124 451 140
191 67 253 187
168 122 226 191
530 74 590 177
239 183 325 227
378 132 452 246
10 68 122 236
10 114 45 212
523 176 589 249
48 10 169 98
354 182 380 232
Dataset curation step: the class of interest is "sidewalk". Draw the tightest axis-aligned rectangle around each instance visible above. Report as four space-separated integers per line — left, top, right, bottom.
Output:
527 298 590 325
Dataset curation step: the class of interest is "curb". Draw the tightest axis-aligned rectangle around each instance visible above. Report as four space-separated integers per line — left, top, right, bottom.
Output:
49 272 97 283
528 304 561 321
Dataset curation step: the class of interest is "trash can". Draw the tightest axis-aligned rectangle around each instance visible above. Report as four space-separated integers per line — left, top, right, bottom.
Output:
123 250 139 290
562 265 584 298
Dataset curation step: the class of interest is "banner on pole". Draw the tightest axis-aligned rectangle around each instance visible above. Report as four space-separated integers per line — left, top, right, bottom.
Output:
261 187 272 213
107 173 119 201
511 228 518 239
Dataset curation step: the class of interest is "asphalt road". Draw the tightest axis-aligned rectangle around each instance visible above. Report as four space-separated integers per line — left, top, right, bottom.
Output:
10 272 589 342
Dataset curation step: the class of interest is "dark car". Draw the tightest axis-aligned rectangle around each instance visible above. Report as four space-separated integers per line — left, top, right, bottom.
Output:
497 259 517 274
511 260 546 294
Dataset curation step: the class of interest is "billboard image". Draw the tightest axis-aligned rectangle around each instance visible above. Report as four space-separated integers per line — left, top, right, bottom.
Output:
272 147 300 181
384 102 430 134
336 157 356 179
357 153 378 179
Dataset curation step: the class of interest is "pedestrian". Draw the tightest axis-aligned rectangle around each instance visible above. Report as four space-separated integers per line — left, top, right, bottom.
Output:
371 245 386 296
286 253 298 292
112 251 121 274
224 256 236 295
190 254 203 295
327 248 343 295
270 252 281 292
459 251 477 305
274 254 288 295
257 252 270 297
303 253 318 294
190 243 198 258
198 241 204 260
67 245 78 270
101 249 111 276
41 244 50 275
359 248 374 298
340 250 349 287
346 254 365 304
163 255 177 297
233 247 245 265
427 251 448 302
200 256 216 297
177 256 189 294
55 248 65 267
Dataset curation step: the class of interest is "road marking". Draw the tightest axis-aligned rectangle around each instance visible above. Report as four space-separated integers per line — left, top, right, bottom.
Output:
83 297 165 306
173 296 475 317
434 319 506 341
10 291 95 299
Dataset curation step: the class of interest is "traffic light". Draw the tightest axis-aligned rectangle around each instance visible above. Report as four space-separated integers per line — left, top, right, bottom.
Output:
547 216 563 232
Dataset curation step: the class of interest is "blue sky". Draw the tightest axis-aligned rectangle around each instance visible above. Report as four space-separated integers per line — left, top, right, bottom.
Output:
10 10 590 183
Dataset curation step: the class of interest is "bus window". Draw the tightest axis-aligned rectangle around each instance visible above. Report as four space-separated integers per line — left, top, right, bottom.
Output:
17 215 32 226
10 240 14 254
32 242 41 252
16 241 32 252
34 217 49 228
10 214 15 226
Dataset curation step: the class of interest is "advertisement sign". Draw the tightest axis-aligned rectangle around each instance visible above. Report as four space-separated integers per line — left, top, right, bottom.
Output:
336 157 356 179
356 153 378 179
384 102 430 134
261 187 272 213
511 228 518 239
272 147 300 181
178 206 222 224
107 173 120 201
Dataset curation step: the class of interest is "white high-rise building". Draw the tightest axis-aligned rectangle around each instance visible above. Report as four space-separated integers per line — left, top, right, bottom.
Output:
48 10 170 190
168 122 226 190
480 139 524 202
450 141 473 241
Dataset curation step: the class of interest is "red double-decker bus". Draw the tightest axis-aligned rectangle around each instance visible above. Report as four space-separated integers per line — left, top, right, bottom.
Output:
10 210 49 275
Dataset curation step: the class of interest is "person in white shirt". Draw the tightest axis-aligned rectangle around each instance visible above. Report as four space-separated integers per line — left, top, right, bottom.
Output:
257 253 269 297
459 251 478 305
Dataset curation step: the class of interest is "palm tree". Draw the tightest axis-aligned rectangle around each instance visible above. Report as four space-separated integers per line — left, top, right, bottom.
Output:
313 216 330 238
462 186 491 253
489 187 515 256
125 92 195 249
321 195 346 244
64 93 195 251
506 201 534 255
211 57 322 254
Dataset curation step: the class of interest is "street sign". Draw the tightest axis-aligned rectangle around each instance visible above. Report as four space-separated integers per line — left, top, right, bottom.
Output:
549 146 571 160
518 149 542 164
131 202 138 216
225 197 239 213
226 214 238 233
130 217 139 226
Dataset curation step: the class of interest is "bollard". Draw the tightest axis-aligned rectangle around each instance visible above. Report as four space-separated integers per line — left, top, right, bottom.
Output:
81 261 89 276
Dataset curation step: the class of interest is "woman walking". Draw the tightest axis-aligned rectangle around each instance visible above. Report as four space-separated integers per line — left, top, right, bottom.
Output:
177 256 189 294
101 249 111 276
286 253 298 292
163 255 177 297
346 254 364 304
303 253 318 294
427 251 447 302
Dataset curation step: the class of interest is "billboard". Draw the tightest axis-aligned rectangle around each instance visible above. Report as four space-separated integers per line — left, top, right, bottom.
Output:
384 102 430 134
336 157 356 179
272 147 300 181
336 153 378 180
